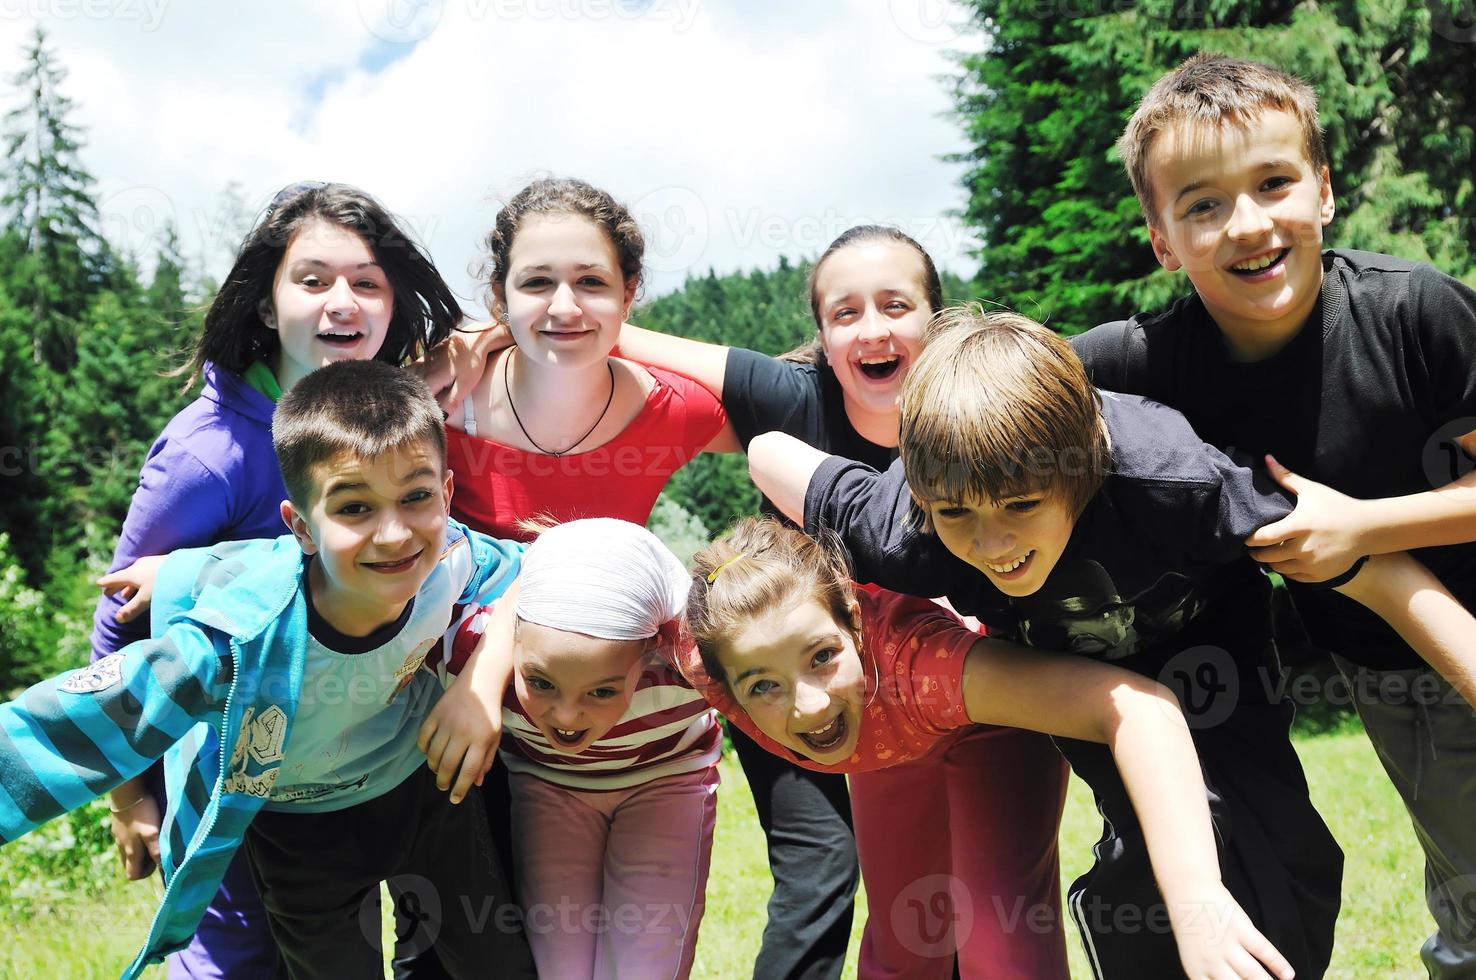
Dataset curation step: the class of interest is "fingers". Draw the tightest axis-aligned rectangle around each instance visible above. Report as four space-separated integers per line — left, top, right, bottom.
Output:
1263 454 1304 494
1240 923 1294 980
448 744 485 804
424 728 450 781
97 573 136 599
115 592 149 624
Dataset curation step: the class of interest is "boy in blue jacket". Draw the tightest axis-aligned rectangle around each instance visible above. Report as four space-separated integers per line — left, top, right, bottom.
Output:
0 360 535 980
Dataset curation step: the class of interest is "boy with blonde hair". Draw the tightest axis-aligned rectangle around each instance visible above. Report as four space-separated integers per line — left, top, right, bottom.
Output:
750 306 1476 979
1074 52 1476 975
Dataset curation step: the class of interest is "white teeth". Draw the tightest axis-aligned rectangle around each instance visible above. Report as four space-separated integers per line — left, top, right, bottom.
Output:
808 718 838 737
556 729 579 737
1232 250 1284 272
859 355 898 365
985 551 1032 574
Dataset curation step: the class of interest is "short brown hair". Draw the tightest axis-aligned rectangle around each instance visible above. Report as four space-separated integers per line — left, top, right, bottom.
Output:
1118 53 1329 225
686 518 862 689
900 306 1110 520
273 360 446 506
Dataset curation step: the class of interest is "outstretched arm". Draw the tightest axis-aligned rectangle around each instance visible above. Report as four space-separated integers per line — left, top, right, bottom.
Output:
963 643 1294 980
747 430 830 524
1332 551 1476 708
1 629 225 845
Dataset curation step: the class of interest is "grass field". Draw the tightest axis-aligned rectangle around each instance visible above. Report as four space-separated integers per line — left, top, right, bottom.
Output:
2 725 1431 979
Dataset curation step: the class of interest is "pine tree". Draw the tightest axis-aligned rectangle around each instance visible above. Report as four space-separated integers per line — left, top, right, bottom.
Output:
2 26 113 362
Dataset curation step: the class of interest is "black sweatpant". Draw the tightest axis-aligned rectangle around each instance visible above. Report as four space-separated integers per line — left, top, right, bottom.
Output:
731 724 859 980
1055 646 1342 980
245 764 535 980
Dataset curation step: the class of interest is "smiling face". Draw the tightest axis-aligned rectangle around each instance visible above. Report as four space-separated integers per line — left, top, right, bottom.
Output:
920 488 1076 598
714 595 867 763
262 218 393 392
496 212 636 371
282 439 451 636
814 241 932 432
512 621 649 754
1145 109 1335 361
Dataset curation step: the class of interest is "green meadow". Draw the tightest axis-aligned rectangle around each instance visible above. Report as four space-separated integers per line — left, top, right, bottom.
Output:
2 721 1429 979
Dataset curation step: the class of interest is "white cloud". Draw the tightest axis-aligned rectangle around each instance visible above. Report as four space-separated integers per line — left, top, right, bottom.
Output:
1 0 982 310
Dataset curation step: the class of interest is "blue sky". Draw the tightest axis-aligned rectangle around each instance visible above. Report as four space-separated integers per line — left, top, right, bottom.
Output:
0 0 981 309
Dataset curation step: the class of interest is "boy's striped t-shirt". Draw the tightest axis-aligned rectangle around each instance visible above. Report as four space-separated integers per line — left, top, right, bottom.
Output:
446 603 720 791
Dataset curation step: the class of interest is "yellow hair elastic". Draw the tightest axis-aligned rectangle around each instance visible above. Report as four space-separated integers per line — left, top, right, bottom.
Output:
706 553 746 584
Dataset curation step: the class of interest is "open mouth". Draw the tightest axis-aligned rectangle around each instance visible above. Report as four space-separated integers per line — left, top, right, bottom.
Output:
317 330 364 348
1228 248 1289 278
796 713 848 754
549 726 588 748
983 550 1034 579
857 355 902 382
363 551 422 574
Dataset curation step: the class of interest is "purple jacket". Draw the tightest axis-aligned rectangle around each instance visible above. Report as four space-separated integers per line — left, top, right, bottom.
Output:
91 363 289 661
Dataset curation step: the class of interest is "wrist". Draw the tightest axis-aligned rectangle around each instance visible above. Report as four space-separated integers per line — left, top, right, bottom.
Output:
109 791 150 814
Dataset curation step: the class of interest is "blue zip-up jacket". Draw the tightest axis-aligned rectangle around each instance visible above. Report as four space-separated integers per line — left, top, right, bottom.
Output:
0 519 521 978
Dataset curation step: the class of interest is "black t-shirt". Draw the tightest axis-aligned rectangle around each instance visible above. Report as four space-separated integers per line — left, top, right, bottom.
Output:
803 391 1292 678
723 346 897 518
1073 249 1476 670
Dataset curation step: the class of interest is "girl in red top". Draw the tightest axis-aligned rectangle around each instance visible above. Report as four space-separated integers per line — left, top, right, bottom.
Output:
443 177 729 536
678 519 1297 980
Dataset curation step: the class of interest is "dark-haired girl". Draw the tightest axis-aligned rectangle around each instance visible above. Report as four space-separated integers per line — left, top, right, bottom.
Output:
91 182 475 978
428 225 1071 978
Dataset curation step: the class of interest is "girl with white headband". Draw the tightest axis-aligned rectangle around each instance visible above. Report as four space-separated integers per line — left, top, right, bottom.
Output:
452 517 720 980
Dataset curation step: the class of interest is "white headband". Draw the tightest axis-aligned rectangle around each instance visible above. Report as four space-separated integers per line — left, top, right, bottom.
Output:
516 518 690 641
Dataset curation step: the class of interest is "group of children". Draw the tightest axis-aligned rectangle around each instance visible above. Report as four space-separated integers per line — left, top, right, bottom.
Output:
2 51 1475 980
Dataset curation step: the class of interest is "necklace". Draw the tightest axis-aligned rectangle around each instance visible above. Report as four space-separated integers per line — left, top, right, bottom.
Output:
504 351 616 457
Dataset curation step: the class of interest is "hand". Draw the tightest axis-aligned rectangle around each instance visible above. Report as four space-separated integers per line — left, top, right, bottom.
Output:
108 789 162 880
407 322 510 415
1168 881 1295 980
97 554 167 624
1244 455 1371 583
417 672 503 805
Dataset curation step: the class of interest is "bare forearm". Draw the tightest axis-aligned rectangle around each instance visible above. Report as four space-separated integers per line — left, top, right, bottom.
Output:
1336 552 1476 707
616 322 729 397
1355 484 1476 554
747 432 829 525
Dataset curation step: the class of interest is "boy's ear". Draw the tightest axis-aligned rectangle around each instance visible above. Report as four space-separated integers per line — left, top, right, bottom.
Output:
280 499 319 556
258 297 277 330
442 468 454 511
1318 165 1336 227
1148 224 1181 273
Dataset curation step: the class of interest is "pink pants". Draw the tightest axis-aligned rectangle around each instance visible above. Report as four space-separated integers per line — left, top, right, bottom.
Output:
849 725 1071 980
509 766 719 980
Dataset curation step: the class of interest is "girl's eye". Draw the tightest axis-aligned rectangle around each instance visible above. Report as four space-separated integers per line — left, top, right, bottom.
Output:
519 277 552 290
813 647 838 667
885 301 909 312
748 679 777 698
355 279 382 290
1262 176 1293 192
301 276 324 287
1185 199 1217 217
831 308 857 322
589 687 617 700
526 676 554 692
578 276 608 288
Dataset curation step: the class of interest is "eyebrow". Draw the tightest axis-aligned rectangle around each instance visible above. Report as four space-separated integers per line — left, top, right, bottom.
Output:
291 258 382 270
322 465 439 498
522 263 609 273
731 631 844 685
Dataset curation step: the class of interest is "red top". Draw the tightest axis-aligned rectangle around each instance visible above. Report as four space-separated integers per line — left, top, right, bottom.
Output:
674 589 978 774
446 367 726 540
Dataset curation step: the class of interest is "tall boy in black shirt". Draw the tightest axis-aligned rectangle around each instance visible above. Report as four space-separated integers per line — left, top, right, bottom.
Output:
749 308 1476 979
1073 53 1476 976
